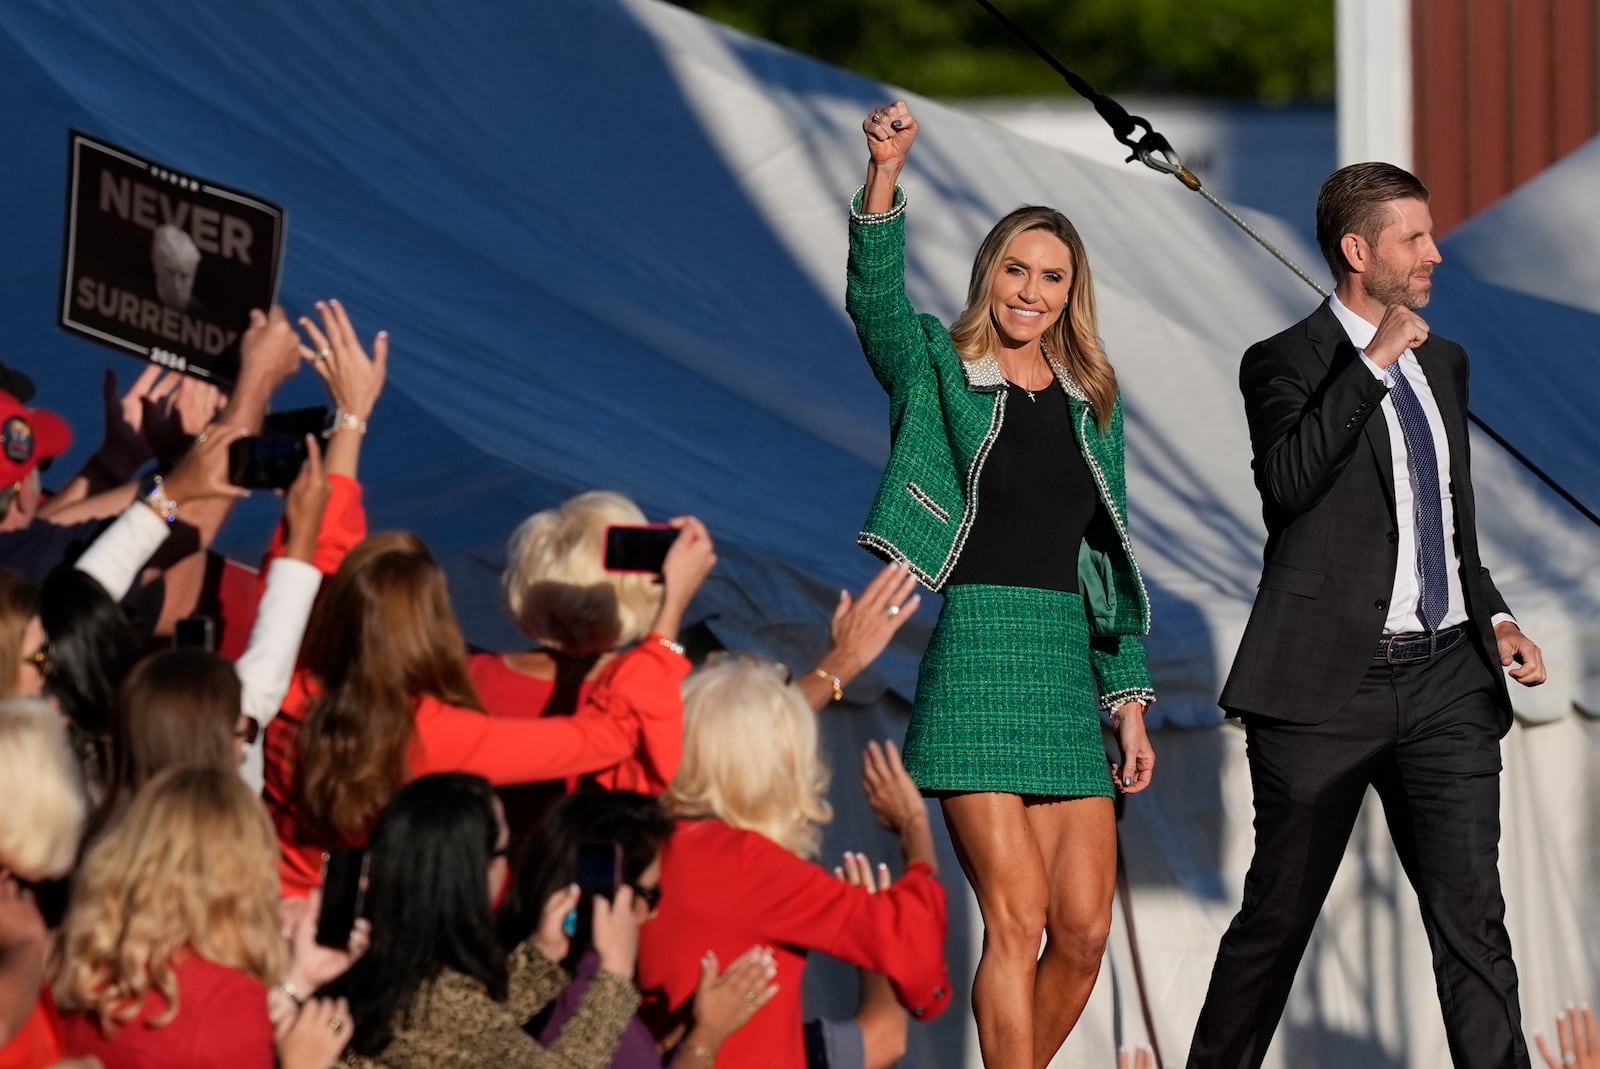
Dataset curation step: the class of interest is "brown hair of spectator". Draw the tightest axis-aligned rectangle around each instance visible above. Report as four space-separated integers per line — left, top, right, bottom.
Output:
104 649 240 809
1315 162 1431 282
297 531 483 842
50 766 283 1033
0 566 39 700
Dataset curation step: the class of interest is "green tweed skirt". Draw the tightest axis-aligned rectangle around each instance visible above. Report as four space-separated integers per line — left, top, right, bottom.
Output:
905 583 1112 798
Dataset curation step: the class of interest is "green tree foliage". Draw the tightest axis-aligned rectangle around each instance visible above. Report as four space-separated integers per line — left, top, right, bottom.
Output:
669 0 1334 102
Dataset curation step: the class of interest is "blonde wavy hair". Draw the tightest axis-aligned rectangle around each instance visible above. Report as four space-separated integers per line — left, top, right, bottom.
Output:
666 661 832 858
949 205 1118 431
50 766 284 1033
0 698 85 879
501 491 666 655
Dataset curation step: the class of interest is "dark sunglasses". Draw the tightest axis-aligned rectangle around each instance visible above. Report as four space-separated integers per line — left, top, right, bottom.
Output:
629 882 663 910
234 716 261 745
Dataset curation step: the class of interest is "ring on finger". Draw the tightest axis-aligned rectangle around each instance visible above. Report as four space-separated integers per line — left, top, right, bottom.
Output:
884 604 900 618
195 431 208 445
870 111 883 124
316 347 332 361
745 990 760 1004
1563 1054 1576 1066
330 1017 345 1033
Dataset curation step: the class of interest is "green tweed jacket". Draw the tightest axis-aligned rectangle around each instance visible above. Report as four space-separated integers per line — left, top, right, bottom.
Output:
846 189 1155 710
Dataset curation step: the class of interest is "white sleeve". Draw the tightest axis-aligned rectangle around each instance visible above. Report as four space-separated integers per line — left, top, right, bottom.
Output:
74 503 171 600
235 557 322 793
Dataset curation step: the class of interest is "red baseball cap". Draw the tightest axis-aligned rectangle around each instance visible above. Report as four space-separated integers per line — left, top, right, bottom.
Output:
0 390 71 488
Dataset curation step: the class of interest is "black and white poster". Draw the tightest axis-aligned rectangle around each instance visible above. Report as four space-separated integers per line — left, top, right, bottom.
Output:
59 131 286 384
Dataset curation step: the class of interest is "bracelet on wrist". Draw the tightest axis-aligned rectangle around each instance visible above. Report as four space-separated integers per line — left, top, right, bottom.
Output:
140 474 178 524
810 666 843 703
273 978 304 1007
655 635 685 657
682 1040 717 1063
323 409 368 437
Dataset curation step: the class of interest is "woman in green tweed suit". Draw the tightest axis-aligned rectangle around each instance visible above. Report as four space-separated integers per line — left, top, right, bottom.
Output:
848 100 1155 1069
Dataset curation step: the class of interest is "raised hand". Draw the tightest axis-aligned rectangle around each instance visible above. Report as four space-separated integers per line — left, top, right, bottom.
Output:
862 100 919 167
297 299 387 422
591 886 642 979
1365 304 1430 368
653 516 717 641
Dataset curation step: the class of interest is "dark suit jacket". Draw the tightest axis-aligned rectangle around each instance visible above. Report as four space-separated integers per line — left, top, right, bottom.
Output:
1220 301 1513 726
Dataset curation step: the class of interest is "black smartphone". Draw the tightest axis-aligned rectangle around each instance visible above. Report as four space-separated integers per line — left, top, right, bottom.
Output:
173 614 215 651
570 840 621 951
315 848 369 949
261 405 330 439
602 525 678 574
576 840 621 900
227 433 310 490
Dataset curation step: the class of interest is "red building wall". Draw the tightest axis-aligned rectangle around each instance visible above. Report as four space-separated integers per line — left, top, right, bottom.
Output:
1412 0 1600 231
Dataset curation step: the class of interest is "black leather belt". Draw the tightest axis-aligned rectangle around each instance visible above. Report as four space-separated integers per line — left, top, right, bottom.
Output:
1374 625 1465 664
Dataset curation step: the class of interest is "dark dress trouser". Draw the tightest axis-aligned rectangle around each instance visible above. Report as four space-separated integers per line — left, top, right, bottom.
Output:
1186 638 1529 1069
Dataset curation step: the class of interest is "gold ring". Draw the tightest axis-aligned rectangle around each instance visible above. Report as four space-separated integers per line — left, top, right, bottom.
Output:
195 431 208 445
870 111 883 125
330 1017 345 1033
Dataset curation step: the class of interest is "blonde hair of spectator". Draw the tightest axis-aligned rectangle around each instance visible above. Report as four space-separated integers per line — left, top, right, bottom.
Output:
50 766 284 1033
667 660 832 859
0 698 86 880
0 567 39 700
502 490 666 655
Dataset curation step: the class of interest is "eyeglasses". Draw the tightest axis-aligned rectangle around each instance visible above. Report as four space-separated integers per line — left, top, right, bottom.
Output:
703 650 793 685
629 882 663 911
24 644 50 676
234 716 261 745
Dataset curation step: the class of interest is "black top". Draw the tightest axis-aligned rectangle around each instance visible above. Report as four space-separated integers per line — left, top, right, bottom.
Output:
945 381 1098 593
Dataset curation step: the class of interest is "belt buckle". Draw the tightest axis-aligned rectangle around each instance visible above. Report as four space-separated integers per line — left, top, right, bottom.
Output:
1385 634 1425 665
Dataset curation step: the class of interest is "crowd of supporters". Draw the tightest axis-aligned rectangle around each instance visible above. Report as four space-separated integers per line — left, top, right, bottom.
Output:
0 300 951 1069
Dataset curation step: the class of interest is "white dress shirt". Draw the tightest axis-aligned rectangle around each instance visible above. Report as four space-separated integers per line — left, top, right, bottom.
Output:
1328 295 1470 634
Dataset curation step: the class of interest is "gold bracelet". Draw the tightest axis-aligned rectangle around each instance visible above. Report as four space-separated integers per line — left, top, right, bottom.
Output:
811 666 842 702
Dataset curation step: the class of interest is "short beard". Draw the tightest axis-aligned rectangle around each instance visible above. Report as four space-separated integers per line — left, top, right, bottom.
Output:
1365 258 1431 310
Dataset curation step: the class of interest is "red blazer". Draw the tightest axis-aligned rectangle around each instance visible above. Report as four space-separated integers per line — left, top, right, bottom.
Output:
60 955 274 1069
260 476 689 898
636 819 951 1069
264 638 688 898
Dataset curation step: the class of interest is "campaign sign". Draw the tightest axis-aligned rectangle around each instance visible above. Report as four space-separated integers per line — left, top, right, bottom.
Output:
59 131 286 384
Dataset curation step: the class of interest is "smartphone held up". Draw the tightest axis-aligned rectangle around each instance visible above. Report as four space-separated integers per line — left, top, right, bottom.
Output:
603 524 678 574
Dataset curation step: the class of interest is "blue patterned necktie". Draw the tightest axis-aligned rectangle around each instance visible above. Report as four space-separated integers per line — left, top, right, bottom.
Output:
1385 362 1448 630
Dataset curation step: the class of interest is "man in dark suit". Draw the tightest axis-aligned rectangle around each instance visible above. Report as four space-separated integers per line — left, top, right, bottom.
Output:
1186 163 1547 1069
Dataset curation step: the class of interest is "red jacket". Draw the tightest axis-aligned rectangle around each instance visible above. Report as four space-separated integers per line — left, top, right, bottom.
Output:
636 819 951 1069
260 475 689 898
60 955 273 1069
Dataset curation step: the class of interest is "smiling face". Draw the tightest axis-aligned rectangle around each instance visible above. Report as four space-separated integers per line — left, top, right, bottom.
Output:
1361 197 1441 310
987 229 1074 349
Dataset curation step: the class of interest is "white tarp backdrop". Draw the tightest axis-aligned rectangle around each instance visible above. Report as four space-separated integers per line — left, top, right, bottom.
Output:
2 1 1596 1065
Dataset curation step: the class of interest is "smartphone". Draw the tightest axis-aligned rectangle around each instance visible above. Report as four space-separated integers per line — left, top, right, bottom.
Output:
173 614 215 651
569 840 621 952
602 525 678 574
576 840 621 900
315 848 369 949
227 433 310 490
261 405 330 440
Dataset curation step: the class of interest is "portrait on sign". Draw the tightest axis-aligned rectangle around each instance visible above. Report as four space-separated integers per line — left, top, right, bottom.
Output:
58 131 285 384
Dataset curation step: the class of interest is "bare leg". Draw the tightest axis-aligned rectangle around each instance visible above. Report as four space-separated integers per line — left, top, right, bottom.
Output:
1027 796 1117 1069
942 792 1048 1069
